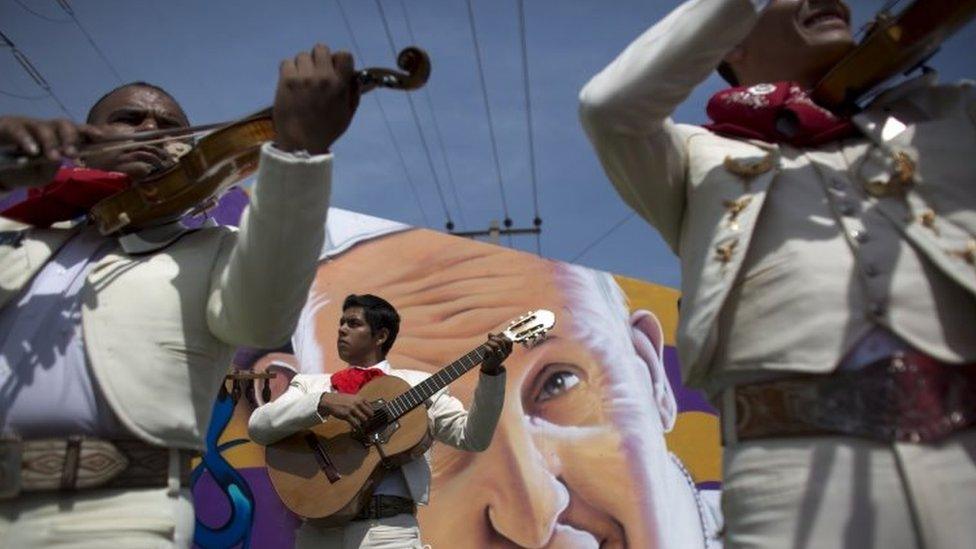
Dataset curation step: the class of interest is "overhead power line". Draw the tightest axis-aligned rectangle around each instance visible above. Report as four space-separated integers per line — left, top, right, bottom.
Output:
374 0 455 231
55 0 123 83
464 0 512 244
517 0 542 255
12 0 70 23
0 86 47 100
333 0 432 227
0 29 75 118
571 211 636 263
397 0 468 231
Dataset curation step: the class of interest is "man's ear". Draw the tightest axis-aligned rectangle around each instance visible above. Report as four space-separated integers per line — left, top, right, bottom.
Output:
629 309 678 432
374 327 389 349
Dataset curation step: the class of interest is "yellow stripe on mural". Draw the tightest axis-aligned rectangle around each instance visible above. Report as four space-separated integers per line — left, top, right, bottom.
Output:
613 274 680 347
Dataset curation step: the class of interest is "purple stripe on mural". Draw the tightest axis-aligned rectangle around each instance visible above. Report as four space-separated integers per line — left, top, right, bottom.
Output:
697 481 722 491
194 466 299 549
663 345 717 415
182 186 249 228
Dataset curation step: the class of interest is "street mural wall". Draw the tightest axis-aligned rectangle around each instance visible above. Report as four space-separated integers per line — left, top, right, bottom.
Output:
191 208 722 548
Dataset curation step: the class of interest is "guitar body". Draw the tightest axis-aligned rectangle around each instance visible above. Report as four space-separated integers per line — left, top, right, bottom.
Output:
264 375 432 523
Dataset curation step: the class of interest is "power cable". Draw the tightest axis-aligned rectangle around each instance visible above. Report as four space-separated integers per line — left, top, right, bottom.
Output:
0 86 48 100
12 0 70 23
374 0 455 231
397 0 468 231
55 0 123 83
333 0 432 227
464 0 512 244
0 29 75 118
570 211 635 263
517 0 542 255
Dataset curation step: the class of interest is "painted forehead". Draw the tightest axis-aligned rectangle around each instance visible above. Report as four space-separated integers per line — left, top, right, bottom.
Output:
381 248 626 347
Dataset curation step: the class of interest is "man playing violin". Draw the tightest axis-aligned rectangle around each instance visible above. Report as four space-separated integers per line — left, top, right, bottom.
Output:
581 0 976 547
0 44 358 547
248 294 511 549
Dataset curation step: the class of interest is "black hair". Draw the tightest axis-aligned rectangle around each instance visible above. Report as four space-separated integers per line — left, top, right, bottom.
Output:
86 81 187 124
717 61 740 87
342 294 400 357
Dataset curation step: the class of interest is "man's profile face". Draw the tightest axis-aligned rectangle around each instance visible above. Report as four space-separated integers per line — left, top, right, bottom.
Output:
299 230 679 547
337 306 384 366
735 0 854 85
85 85 190 179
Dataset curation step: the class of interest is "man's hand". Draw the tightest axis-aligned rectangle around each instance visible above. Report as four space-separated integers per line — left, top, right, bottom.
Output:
317 391 374 432
273 44 361 156
0 116 103 189
480 333 513 375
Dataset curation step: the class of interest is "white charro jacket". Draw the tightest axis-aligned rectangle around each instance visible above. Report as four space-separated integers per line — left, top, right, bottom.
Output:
580 0 976 390
248 362 506 505
0 143 332 449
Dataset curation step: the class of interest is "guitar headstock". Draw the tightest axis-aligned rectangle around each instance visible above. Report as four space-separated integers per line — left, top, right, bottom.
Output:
502 309 556 348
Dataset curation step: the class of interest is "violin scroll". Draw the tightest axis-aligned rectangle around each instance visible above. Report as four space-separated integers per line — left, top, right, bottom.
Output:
358 47 431 92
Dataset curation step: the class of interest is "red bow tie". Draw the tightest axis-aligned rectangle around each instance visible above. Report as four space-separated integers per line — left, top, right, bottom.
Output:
330 367 386 394
1 166 130 227
704 81 858 147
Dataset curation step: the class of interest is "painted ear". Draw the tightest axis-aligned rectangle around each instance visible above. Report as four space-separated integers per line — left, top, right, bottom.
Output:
629 309 677 432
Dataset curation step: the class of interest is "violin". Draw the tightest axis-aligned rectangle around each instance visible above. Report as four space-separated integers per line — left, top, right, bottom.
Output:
1 47 430 235
813 0 976 112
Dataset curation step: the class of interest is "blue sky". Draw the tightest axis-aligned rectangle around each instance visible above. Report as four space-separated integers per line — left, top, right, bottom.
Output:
1 0 973 288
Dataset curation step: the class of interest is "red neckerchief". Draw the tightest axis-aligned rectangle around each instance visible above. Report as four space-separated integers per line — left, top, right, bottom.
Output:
704 81 858 147
330 367 386 394
1 166 130 227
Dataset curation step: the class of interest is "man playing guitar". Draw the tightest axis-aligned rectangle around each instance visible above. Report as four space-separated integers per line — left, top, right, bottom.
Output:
249 294 511 548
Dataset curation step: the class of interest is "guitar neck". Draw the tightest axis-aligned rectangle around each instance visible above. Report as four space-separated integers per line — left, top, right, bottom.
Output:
384 342 493 420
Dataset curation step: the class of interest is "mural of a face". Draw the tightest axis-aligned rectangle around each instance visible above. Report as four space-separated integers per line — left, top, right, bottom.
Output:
294 229 710 548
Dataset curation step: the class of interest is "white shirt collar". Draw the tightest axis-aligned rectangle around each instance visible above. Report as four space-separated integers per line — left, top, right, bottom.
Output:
353 359 391 373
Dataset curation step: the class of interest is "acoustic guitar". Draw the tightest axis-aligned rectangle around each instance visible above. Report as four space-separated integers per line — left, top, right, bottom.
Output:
264 309 556 523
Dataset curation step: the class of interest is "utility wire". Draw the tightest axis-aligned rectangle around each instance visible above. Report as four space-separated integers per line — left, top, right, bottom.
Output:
333 0 431 227
464 0 512 245
0 86 47 100
55 0 123 83
374 0 454 230
571 211 635 263
12 0 70 23
397 0 468 231
0 29 75 118
517 0 542 255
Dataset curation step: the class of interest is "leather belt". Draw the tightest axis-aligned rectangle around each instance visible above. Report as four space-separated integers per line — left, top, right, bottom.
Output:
354 495 416 521
0 436 194 499
732 352 976 444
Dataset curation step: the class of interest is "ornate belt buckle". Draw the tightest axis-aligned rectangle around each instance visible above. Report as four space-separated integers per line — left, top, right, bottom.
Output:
0 437 23 499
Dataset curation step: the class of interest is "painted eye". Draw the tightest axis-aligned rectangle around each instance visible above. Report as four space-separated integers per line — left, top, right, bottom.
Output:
535 370 581 403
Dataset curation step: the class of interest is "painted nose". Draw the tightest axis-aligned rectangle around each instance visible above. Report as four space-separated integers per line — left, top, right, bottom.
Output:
484 414 569 548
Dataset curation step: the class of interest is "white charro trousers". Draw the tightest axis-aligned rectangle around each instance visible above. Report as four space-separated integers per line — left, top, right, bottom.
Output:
722 429 976 549
295 513 425 549
0 486 193 548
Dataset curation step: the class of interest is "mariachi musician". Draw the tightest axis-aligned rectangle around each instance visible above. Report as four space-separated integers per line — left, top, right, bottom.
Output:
0 44 358 547
580 0 976 547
